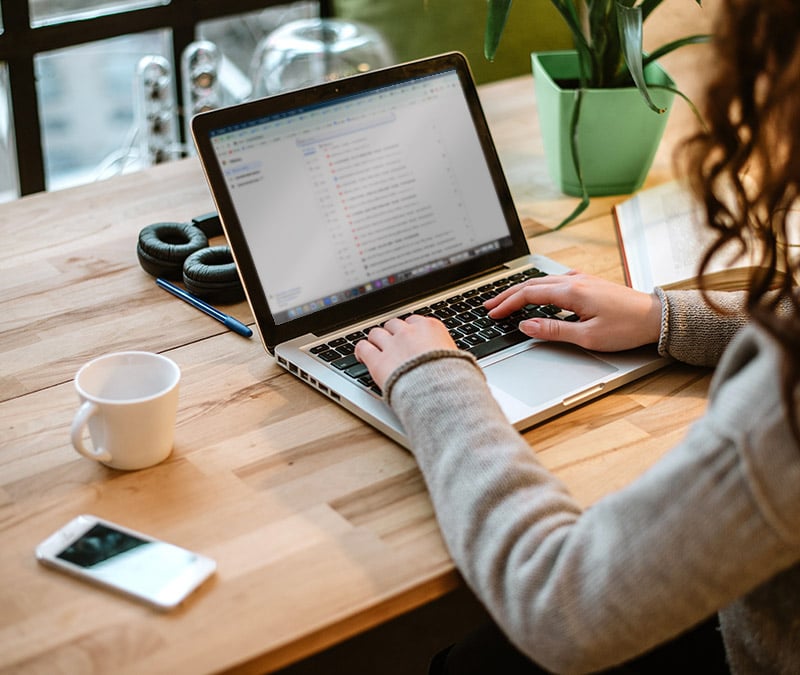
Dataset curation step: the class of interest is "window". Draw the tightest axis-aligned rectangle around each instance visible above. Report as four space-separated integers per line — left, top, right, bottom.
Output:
36 30 172 190
0 63 18 202
0 0 332 202
30 0 169 28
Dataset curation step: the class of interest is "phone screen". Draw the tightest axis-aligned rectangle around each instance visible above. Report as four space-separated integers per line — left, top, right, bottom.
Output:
38 517 216 609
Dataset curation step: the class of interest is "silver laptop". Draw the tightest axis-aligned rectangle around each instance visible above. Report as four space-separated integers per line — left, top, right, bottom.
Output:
191 52 665 448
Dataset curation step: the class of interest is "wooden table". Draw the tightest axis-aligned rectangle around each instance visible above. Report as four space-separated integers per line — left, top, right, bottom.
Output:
1 59 715 673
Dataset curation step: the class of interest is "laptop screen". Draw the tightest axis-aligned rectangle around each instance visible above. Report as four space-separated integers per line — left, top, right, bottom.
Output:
208 69 513 325
193 53 529 349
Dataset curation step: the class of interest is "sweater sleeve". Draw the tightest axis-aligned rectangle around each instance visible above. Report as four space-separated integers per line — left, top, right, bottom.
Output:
388 327 800 674
655 288 749 366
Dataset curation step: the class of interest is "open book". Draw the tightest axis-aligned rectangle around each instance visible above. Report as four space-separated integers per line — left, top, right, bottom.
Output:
613 180 773 292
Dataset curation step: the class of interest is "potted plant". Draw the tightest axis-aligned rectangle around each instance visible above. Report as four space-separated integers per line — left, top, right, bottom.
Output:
485 0 708 224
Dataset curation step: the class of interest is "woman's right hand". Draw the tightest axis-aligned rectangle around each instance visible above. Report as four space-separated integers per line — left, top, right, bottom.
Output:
485 271 663 353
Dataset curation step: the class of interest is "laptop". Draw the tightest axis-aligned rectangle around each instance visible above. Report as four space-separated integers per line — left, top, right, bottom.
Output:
191 52 666 448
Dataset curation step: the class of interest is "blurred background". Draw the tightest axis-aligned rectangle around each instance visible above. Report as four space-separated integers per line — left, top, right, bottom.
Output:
0 0 570 203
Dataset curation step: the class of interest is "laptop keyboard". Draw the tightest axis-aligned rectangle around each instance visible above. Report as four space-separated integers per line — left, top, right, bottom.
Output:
308 267 578 395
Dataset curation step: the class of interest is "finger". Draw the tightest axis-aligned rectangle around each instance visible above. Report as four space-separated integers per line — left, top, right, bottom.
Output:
483 282 524 308
354 337 379 362
485 274 565 309
381 317 408 334
519 317 585 346
486 285 550 318
490 282 582 319
365 325 393 348
366 324 388 338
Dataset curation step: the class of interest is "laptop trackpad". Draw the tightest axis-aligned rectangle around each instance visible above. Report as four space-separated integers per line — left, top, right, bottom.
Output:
484 342 617 407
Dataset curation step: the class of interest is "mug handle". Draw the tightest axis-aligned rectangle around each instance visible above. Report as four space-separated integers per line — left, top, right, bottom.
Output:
71 401 113 463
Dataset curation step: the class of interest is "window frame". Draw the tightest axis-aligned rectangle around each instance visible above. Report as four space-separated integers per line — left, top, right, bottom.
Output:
0 0 333 196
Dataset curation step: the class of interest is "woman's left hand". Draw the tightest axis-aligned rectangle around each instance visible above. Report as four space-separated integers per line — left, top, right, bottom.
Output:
355 315 457 391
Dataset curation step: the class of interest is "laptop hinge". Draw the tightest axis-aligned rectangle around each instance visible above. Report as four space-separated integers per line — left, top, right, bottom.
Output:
321 264 511 334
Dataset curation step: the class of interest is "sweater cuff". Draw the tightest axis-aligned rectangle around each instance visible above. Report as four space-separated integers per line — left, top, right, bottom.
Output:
654 286 671 358
383 349 483 406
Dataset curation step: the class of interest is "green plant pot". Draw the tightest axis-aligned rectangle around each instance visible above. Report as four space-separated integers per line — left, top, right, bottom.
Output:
532 50 675 197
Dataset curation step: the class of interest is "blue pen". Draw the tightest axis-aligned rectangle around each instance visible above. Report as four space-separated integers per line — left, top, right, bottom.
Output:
156 278 252 338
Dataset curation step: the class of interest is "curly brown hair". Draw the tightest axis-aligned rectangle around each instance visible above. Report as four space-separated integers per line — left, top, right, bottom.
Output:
681 0 800 440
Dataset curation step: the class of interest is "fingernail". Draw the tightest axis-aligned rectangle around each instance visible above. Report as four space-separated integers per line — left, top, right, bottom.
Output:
520 319 540 335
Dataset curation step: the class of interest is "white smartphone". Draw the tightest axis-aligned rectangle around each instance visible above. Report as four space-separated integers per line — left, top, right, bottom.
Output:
36 514 217 611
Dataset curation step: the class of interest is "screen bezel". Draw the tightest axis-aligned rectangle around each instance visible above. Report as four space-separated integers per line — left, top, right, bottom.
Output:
191 52 529 351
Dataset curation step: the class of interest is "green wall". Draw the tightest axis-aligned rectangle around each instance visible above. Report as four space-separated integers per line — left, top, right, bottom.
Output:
333 0 573 84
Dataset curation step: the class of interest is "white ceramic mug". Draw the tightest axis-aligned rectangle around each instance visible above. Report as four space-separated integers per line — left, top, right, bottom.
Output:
70 351 181 470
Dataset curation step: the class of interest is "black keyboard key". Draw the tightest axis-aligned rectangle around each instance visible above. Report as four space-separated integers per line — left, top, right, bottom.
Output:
432 307 456 319
467 330 531 359
310 344 329 354
538 304 562 316
345 362 369 379
318 349 341 362
358 374 381 395
522 306 550 319
478 327 502 340
495 321 518 334
449 301 471 313
463 334 485 346
332 354 359 370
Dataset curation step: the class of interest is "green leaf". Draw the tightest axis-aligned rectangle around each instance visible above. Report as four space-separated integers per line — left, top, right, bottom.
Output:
649 83 708 131
547 1 593 83
616 2 665 113
643 34 710 66
557 89 590 229
485 0 513 61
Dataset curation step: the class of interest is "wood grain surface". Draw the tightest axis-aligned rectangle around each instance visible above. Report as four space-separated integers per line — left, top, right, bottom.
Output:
1 5 719 671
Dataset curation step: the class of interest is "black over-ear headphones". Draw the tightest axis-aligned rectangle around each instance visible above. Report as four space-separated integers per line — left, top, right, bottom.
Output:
136 212 244 303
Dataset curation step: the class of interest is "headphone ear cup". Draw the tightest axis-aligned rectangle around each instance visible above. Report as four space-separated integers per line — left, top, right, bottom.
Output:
182 246 243 302
137 222 209 279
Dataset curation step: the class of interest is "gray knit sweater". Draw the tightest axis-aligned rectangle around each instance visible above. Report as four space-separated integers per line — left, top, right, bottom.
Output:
385 289 800 674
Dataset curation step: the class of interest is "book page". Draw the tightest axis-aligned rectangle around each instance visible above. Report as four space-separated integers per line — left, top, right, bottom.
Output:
615 181 720 291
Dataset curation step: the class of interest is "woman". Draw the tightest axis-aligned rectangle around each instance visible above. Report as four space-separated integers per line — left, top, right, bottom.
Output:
354 1 800 672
